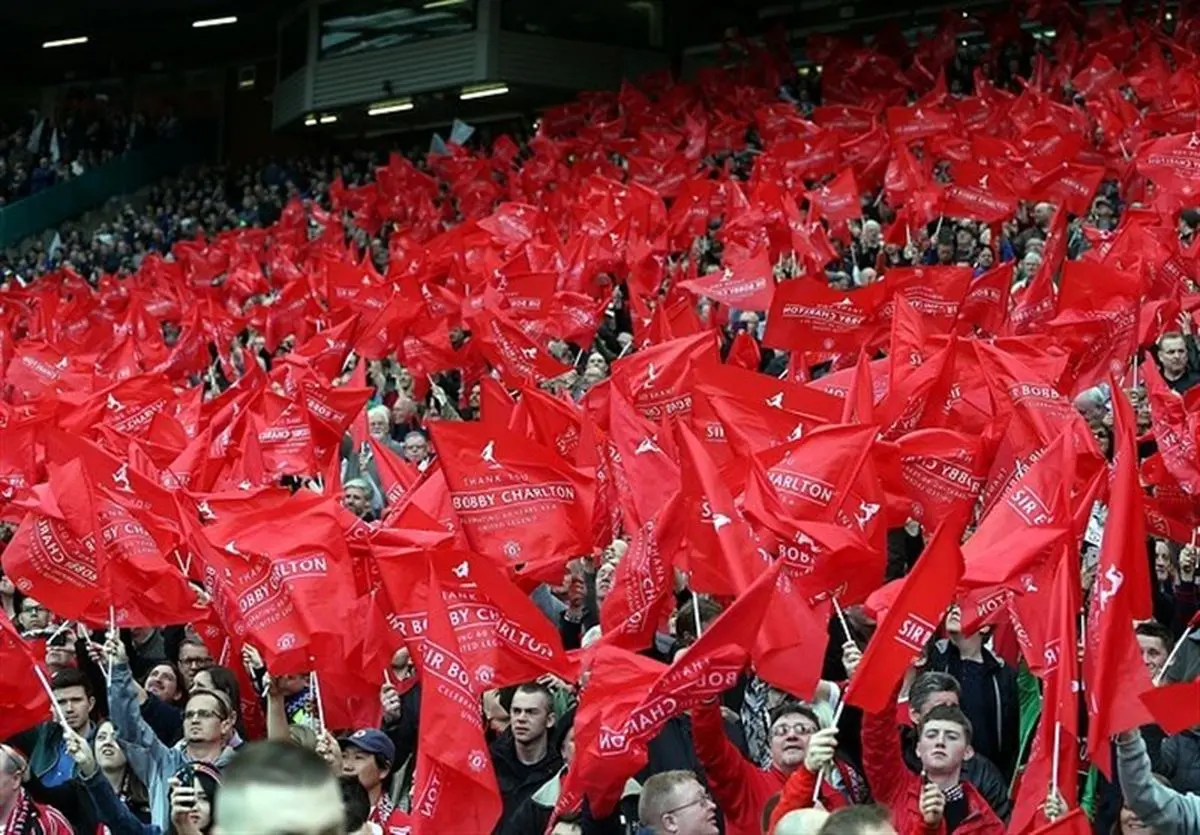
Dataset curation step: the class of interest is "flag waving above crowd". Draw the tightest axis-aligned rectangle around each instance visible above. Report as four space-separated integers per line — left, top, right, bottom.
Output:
4 3 1200 835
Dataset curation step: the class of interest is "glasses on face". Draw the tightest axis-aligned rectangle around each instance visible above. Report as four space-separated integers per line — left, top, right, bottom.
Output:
180 657 212 668
772 722 818 739
662 790 713 818
183 708 222 722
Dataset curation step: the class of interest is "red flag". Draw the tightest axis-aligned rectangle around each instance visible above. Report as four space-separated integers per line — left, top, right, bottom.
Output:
962 430 1100 589
597 493 682 651
677 422 763 595
1085 386 1157 777
1009 549 1082 835
894 429 988 531
382 549 576 689
408 559 502 835
845 515 966 714
1139 678 1200 734
468 308 569 387
679 252 776 311
765 279 888 353
1134 132 1200 200
428 421 595 568
1105 385 1154 619
552 646 666 821
609 332 719 422
367 436 420 506
0 616 52 739
1028 810 1092 835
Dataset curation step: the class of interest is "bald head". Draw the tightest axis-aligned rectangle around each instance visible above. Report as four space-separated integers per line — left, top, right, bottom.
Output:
775 809 831 835
215 741 344 835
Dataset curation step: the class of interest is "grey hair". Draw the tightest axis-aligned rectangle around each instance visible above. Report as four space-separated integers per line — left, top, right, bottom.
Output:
908 671 960 717
366 405 390 423
0 744 28 778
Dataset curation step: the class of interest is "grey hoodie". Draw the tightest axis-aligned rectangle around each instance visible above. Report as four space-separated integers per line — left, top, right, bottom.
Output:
110 661 237 830
1116 731 1200 835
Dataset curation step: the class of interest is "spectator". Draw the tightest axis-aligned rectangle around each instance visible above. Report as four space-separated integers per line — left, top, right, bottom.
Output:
692 698 864 835
815 805 897 835
1136 622 1174 683
337 729 395 827
925 605 1020 780
213 741 344 835
176 638 215 691
1154 331 1200 394
636 770 719 835
891 672 1011 820
6 668 101 832
862 700 1004 835
491 682 562 830
402 430 433 471
106 637 237 830
0 744 72 835
342 479 377 522
1116 729 1200 835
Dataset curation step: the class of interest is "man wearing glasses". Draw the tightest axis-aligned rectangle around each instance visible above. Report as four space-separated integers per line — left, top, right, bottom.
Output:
693 701 846 835
104 635 238 830
637 770 719 835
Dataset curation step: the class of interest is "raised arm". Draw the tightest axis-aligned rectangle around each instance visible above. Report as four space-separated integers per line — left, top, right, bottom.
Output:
1116 730 1200 835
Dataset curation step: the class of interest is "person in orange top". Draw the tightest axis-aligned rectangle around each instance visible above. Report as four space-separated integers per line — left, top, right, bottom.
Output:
861 693 1005 835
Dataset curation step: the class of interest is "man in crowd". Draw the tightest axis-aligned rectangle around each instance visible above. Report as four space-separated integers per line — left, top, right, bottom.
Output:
1155 331 1200 394
6 668 100 832
491 683 562 829
897 672 1011 820
342 478 377 522
401 431 433 471
926 605 1019 780
0 744 72 835
692 698 851 835
106 636 238 829
367 405 405 455
1116 728 1200 835
862 694 1004 835
215 741 346 835
636 770 719 835
177 636 215 690
1136 622 1175 682
815 805 898 835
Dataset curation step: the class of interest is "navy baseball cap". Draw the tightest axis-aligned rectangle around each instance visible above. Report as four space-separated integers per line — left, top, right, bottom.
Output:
337 729 395 764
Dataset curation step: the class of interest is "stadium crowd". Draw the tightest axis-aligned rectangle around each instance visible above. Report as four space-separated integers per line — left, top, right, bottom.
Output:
2 3 1200 835
0 94 180 208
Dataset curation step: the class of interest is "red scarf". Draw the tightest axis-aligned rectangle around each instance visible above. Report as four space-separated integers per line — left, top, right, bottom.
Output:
4 788 73 835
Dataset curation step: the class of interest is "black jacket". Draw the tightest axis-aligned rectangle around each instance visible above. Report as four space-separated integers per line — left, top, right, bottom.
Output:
925 639 1021 781
1158 728 1200 795
490 730 564 833
499 769 638 835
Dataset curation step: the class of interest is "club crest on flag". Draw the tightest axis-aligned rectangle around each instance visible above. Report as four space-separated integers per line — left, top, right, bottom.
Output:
634 436 661 455
480 441 501 469
1097 566 1124 610
112 463 132 493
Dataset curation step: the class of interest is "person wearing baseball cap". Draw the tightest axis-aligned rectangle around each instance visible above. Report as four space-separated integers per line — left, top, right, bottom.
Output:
338 729 406 832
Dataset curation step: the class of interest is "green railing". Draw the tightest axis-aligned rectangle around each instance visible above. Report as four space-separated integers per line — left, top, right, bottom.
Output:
0 124 216 248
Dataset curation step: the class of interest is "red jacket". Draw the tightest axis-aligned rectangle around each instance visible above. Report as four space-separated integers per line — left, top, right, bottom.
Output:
766 763 852 832
692 706 848 835
861 697 1006 835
